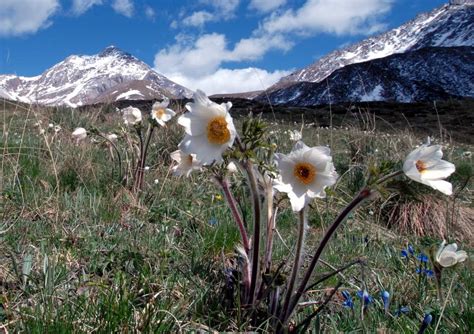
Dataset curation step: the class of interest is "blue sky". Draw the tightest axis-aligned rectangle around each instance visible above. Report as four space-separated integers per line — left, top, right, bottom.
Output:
0 0 448 94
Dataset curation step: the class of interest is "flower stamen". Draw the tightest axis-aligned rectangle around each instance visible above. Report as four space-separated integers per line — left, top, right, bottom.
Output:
294 162 316 185
415 160 427 173
154 108 165 119
207 116 230 144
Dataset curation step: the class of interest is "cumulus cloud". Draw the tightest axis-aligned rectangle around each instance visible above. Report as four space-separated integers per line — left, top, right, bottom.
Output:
182 11 215 28
71 0 102 15
154 33 290 77
144 6 155 20
165 67 290 95
200 0 240 16
249 0 287 13
112 0 134 17
154 33 292 93
261 0 392 36
0 0 60 36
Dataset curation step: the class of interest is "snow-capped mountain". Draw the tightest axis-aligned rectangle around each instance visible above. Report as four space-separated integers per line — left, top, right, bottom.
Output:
0 46 193 107
260 2 473 104
266 46 474 106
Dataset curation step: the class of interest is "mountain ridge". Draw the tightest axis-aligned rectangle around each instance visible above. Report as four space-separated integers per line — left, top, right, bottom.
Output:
0 46 193 107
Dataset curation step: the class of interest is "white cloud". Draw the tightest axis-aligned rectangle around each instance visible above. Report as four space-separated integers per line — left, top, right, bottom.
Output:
200 0 240 16
144 6 155 20
154 33 289 77
71 0 102 15
0 0 60 36
154 33 292 94
165 67 290 95
249 0 287 13
182 11 214 28
261 0 393 36
112 0 134 17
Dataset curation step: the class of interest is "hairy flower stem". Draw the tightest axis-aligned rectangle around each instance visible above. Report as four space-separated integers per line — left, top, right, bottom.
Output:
96 133 123 182
218 177 250 254
280 208 307 322
133 127 144 193
281 188 372 328
375 170 403 185
263 183 277 273
138 126 155 190
244 161 262 305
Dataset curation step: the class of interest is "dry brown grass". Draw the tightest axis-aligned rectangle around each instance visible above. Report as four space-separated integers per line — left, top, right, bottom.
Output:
383 194 474 244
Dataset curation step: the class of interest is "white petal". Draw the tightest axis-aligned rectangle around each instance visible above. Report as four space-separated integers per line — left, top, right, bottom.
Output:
438 251 458 267
425 179 453 195
179 134 224 164
455 250 468 263
443 243 458 253
177 114 206 136
420 160 455 180
288 191 307 212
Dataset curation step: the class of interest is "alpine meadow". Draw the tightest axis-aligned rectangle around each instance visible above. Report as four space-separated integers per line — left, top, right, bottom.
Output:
0 0 473 333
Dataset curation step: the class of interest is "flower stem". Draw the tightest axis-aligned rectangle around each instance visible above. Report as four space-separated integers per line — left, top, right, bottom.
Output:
263 182 277 273
138 125 155 190
376 170 403 185
280 208 307 322
218 177 250 254
283 188 372 326
244 161 262 305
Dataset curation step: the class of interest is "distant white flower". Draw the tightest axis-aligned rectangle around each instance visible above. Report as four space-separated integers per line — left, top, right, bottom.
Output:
178 90 236 164
227 161 238 174
151 97 176 126
289 130 302 141
403 144 455 195
48 123 54 128
435 240 468 268
122 106 142 126
274 141 338 212
107 133 118 142
72 127 87 142
463 151 472 158
144 166 150 171
154 179 159 185
170 149 201 177
54 125 61 133
39 128 45 135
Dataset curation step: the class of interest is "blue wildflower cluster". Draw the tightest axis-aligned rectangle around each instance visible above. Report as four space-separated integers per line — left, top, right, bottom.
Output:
400 244 434 278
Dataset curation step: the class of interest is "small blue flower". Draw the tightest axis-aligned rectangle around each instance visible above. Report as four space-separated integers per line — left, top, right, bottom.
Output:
408 245 415 255
357 290 373 307
418 313 433 334
208 218 218 226
401 249 409 258
423 313 433 325
417 253 429 263
341 290 354 309
424 269 434 278
395 306 410 316
381 291 390 312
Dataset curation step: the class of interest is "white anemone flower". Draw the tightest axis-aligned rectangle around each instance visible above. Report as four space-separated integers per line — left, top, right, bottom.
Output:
403 144 455 195
151 97 176 126
72 127 87 142
274 141 338 212
178 90 236 164
106 133 118 142
170 149 202 177
122 106 142 126
227 161 238 174
289 130 302 141
435 240 468 268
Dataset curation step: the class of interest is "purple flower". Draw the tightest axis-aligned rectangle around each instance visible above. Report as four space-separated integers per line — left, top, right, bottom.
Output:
395 306 410 316
418 313 433 334
401 249 409 258
341 290 354 309
357 290 373 308
408 245 415 255
417 253 429 263
381 291 390 312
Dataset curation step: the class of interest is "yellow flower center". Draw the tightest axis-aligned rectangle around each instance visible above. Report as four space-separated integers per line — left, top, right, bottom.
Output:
207 116 230 145
294 162 316 185
415 160 427 173
154 108 165 119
